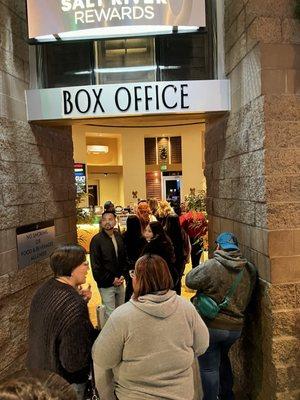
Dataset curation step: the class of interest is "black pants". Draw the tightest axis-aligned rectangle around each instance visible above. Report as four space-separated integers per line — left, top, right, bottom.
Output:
191 237 203 268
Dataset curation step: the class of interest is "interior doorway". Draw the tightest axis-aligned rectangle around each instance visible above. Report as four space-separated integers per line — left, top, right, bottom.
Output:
162 175 182 210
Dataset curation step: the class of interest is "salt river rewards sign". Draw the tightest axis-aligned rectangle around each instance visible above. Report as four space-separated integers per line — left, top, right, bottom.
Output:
26 0 206 39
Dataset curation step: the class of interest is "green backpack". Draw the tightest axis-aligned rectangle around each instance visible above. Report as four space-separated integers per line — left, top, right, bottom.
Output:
195 269 244 319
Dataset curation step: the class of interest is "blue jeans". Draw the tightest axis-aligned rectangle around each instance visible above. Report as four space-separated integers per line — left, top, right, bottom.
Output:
99 284 125 320
198 328 241 400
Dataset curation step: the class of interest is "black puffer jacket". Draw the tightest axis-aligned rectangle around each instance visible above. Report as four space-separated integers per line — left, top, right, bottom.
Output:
185 250 257 330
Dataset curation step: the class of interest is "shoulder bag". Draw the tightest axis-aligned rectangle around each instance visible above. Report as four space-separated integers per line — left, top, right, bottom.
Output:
195 269 244 319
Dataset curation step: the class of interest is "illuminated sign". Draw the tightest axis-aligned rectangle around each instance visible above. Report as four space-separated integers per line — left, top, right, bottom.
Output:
26 0 206 41
74 163 87 193
26 80 231 121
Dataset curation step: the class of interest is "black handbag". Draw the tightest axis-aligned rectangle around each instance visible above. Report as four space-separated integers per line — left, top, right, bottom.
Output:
84 364 100 400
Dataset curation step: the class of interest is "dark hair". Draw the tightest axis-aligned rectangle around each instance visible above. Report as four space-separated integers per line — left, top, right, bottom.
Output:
0 377 54 400
50 244 86 277
0 373 77 400
149 221 165 237
133 254 173 299
165 214 184 258
126 214 143 240
101 210 116 218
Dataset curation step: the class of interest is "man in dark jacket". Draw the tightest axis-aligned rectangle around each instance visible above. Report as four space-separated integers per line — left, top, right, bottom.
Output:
90 211 128 320
185 232 257 400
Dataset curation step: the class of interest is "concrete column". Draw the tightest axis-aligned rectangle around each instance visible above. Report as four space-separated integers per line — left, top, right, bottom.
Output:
206 1 300 399
121 131 146 205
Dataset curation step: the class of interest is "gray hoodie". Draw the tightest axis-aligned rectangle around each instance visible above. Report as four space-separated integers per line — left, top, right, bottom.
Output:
92 290 209 400
186 250 257 330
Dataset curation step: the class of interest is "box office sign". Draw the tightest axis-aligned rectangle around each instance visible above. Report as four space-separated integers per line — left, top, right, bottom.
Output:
26 80 231 121
26 0 206 39
17 220 55 269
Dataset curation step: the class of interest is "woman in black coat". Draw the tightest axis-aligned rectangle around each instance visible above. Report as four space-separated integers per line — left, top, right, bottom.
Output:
122 215 147 301
142 221 178 287
165 214 191 295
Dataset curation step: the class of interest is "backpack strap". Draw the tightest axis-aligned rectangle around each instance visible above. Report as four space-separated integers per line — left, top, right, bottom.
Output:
219 268 244 309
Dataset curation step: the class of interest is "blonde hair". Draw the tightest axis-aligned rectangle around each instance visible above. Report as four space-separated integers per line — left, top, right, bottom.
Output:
157 201 173 218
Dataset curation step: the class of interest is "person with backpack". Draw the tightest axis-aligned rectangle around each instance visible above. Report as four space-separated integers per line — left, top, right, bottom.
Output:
185 232 257 400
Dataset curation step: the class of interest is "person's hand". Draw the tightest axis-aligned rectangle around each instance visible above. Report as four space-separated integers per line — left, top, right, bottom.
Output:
113 277 121 286
78 284 92 302
119 275 125 284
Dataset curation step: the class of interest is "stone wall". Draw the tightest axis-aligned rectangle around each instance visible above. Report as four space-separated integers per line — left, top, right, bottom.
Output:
205 0 299 399
0 0 77 380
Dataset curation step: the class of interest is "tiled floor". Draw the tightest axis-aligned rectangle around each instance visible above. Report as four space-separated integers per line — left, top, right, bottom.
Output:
86 254 206 326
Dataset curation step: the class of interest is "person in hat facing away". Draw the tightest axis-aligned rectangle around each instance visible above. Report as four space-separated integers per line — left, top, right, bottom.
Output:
185 232 257 400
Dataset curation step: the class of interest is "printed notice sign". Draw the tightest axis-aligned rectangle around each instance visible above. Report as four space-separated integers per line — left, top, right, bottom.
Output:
16 220 55 269
26 0 206 39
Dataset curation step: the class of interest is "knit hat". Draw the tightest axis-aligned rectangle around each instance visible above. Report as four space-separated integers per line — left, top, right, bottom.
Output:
216 232 239 251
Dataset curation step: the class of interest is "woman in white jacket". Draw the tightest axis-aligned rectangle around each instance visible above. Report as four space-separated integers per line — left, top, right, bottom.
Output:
92 254 209 400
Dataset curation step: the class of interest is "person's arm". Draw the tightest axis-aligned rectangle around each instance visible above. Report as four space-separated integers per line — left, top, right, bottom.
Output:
90 236 115 286
185 261 212 291
190 306 209 357
59 319 95 374
92 317 124 399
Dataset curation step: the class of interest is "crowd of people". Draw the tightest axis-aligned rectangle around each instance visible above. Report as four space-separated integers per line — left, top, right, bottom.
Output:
1 198 257 400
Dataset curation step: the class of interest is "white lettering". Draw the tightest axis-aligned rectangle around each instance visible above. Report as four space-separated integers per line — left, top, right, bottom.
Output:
145 5 154 19
61 0 72 12
86 0 95 8
133 6 144 19
72 0 85 10
111 0 122 5
121 6 132 19
75 10 85 23
110 7 122 20
85 9 95 22
95 7 111 22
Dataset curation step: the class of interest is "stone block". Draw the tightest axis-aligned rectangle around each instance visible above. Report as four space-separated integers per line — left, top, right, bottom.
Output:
255 202 268 228
0 48 24 81
282 18 300 44
36 259 52 280
219 179 232 199
246 0 294 20
0 138 17 162
18 203 45 226
262 69 286 95
268 230 294 257
0 315 10 349
248 17 282 45
63 201 76 217
240 150 265 178
265 149 300 175
270 256 300 284
55 217 70 236
275 366 300 393
251 227 268 254
219 217 234 233
275 390 300 400
0 229 16 253
9 263 38 294
16 162 44 184
272 337 298 366
265 121 300 149
0 71 27 101
272 310 299 337
0 204 18 230
256 252 271 281
68 184 77 201
269 283 297 310
0 160 18 184
224 156 241 179
267 202 300 230
265 175 296 203
225 33 247 75
231 178 250 201
293 230 300 255
0 274 10 300
213 161 225 180
261 43 300 70
2 183 43 206
52 184 69 202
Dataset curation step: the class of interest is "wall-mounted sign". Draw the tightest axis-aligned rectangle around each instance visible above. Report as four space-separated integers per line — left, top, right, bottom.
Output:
74 163 87 193
26 80 231 121
26 0 206 42
17 220 55 269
